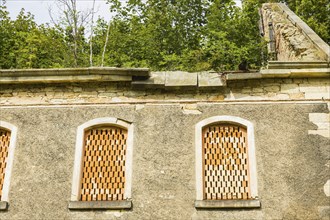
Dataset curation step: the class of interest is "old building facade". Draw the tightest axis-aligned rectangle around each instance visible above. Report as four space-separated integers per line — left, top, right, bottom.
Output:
0 3 329 220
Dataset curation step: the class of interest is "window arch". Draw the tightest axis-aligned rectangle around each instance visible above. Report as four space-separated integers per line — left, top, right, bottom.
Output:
69 117 133 209
195 116 260 208
0 121 17 210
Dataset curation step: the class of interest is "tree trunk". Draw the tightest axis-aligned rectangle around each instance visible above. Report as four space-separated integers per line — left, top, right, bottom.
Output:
101 20 111 67
89 0 95 67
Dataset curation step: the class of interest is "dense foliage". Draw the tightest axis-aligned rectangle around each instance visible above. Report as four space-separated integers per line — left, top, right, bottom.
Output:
0 0 328 70
91 0 267 71
0 8 69 68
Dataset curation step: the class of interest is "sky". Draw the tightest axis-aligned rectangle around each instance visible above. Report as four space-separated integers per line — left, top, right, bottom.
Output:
2 0 242 25
3 0 112 25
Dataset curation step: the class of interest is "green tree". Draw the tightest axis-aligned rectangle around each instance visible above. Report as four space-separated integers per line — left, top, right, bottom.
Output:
96 0 210 70
295 0 330 44
0 5 15 68
0 7 68 69
96 0 266 71
50 0 92 67
198 0 266 71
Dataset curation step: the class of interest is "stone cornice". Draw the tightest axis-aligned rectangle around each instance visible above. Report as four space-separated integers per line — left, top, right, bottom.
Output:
0 63 329 88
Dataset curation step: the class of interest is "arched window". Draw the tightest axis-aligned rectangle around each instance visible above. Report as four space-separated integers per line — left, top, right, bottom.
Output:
0 121 17 210
195 116 260 208
69 117 133 210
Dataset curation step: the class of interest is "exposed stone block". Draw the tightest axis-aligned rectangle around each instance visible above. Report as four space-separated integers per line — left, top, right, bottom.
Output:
324 180 330 197
181 104 202 115
73 87 83 92
309 113 330 123
304 92 330 99
264 85 280 92
49 99 68 104
312 122 330 130
135 104 145 111
252 88 264 93
299 84 327 92
198 72 224 88
274 93 290 100
241 88 252 93
208 95 225 101
308 112 330 138
281 84 299 93
165 71 197 88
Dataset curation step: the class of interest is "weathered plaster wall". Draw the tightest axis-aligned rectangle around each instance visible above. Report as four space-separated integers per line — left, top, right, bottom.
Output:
0 102 329 219
0 77 329 106
0 68 329 219
1 2 329 218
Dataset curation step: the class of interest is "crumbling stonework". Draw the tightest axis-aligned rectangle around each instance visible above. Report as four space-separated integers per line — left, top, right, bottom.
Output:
0 77 328 106
261 3 330 62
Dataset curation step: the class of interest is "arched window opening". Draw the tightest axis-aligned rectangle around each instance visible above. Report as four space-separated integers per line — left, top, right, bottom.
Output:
195 116 260 208
0 128 11 201
69 117 133 210
80 126 128 201
0 121 17 210
202 123 250 200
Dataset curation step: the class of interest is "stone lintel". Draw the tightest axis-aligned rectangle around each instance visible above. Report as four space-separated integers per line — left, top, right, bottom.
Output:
131 72 166 89
131 79 157 89
0 201 8 211
226 72 262 81
261 68 330 78
260 69 292 78
68 200 132 210
165 71 197 88
1 68 329 86
289 69 330 77
198 72 225 88
268 61 329 69
195 199 261 209
0 75 132 84
0 67 150 77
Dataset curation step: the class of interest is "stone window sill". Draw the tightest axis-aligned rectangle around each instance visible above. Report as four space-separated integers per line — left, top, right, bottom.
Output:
195 199 261 209
68 200 132 210
0 201 8 211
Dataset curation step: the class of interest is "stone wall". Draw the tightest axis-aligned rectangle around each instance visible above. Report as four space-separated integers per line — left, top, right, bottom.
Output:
261 3 330 62
1 77 329 106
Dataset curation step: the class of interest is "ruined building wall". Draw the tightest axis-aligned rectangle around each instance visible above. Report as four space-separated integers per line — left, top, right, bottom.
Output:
261 3 330 62
0 72 329 219
0 3 329 220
